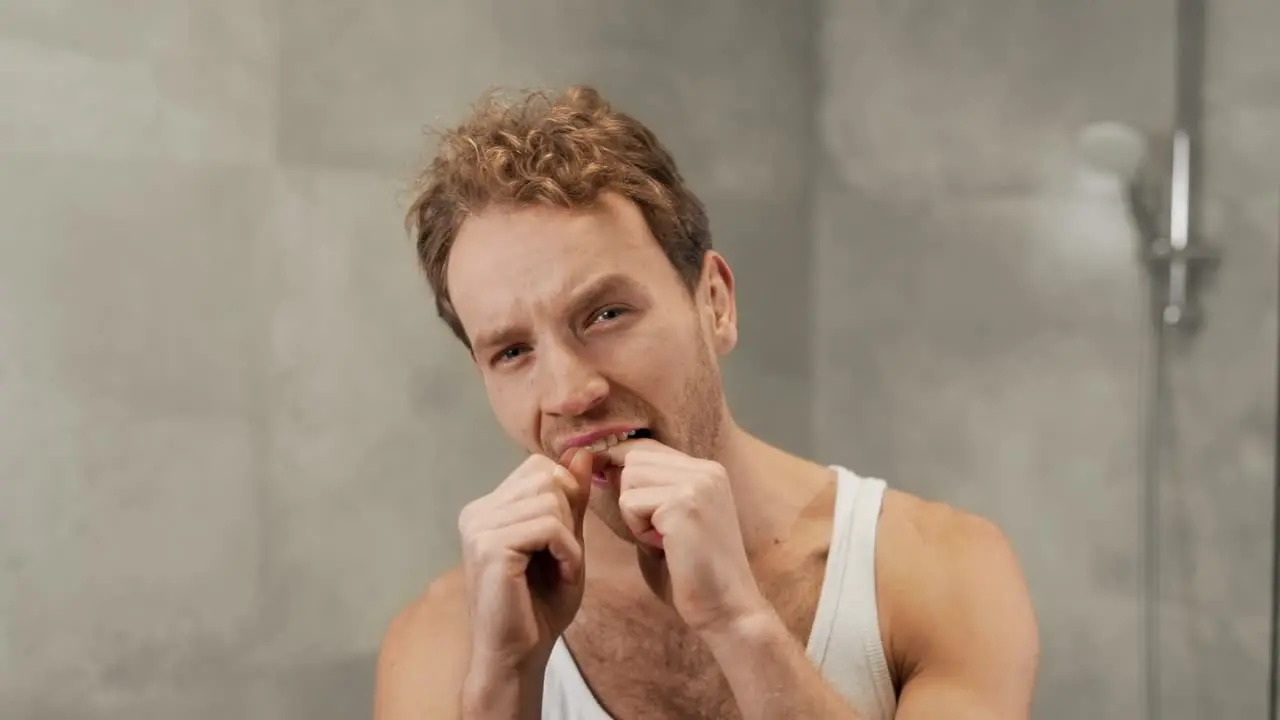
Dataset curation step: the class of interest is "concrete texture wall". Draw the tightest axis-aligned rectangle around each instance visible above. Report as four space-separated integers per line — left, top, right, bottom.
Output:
2 0 1276 718
1157 0 1280 715
814 1 1277 718
0 1 814 718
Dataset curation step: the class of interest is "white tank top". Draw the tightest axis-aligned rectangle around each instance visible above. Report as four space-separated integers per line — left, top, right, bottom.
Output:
540 466 897 719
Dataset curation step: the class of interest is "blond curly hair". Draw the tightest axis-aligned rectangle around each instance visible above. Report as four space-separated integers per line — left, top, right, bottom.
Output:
406 85 711 348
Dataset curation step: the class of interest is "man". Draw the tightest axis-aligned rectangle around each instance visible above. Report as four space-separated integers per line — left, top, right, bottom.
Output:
375 86 1039 719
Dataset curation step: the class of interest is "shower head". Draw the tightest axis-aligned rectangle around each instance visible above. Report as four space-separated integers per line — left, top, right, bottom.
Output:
1077 121 1149 182
1077 120 1159 242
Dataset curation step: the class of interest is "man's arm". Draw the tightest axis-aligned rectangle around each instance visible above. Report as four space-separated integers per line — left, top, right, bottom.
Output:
700 493 1039 720
375 568 548 720
884 494 1040 719
700 607 867 718
374 569 472 719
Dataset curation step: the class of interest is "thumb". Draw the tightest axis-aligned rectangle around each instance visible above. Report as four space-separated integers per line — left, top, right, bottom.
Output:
558 447 595 535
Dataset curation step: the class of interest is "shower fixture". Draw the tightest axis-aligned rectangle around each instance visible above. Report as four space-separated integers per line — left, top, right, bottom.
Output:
1077 121 1219 331
1076 5 1224 714
1078 121 1159 246
1079 1 1280 717
1078 121 1148 180
1077 118 1222 720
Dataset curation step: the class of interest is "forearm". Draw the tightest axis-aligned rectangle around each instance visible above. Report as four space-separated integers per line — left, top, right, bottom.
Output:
460 656 547 720
701 609 862 720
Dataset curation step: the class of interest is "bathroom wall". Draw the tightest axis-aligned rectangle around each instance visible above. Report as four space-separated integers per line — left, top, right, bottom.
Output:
813 1 1277 718
1157 0 1279 715
0 1 814 717
2 1 1275 718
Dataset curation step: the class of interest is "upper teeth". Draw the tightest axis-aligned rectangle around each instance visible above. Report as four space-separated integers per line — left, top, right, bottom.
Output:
586 430 639 452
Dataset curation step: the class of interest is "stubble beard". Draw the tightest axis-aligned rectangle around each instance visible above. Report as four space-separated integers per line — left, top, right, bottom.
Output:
588 342 725 545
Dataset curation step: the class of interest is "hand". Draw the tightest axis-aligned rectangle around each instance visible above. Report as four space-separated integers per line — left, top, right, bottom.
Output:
600 440 771 635
457 448 595 674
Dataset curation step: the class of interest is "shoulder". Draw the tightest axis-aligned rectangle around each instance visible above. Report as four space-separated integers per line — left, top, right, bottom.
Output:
374 567 472 720
876 489 1025 588
875 490 1039 709
383 566 470 639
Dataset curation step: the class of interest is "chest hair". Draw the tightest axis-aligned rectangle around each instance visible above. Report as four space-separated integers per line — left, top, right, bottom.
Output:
562 542 829 720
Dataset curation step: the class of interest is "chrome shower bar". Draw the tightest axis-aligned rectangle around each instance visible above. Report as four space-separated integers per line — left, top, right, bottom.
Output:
1154 0 1216 334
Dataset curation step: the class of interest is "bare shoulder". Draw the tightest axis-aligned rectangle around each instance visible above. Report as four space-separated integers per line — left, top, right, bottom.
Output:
876 490 1039 714
877 489 1025 581
374 567 472 720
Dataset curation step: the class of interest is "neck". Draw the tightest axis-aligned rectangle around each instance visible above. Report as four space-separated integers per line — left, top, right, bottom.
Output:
711 421 832 556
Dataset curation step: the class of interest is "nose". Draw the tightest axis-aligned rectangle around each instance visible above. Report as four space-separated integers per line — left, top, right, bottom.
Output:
538 342 608 417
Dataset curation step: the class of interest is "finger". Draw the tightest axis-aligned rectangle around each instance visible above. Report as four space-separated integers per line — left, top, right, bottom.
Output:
559 448 595 535
617 462 676 492
493 464 582 508
461 492 573 537
490 455 560 502
481 515 584 582
596 437 680 469
617 486 668 548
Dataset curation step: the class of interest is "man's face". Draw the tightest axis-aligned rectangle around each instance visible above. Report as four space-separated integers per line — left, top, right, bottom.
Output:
446 193 738 541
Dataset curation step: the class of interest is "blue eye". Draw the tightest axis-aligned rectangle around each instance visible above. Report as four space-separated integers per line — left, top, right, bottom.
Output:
593 307 627 324
495 345 529 365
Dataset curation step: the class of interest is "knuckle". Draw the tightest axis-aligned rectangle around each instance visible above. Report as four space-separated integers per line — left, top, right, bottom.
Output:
457 502 479 536
533 514 561 537
536 471 561 493
536 514 557 536
515 467 553 494
698 459 728 480
537 492 562 516
549 464 574 487
463 532 488 561
522 454 556 474
475 532 508 561
694 465 725 491
679 484 701 506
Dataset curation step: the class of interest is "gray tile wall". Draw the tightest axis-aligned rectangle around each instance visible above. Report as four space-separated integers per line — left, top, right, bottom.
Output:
1 0 1274 718
813 0 1277 717
0 1 814 717
1155 0 1280 716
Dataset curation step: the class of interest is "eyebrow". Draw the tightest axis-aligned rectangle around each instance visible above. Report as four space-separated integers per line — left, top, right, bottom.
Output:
470 273 643 353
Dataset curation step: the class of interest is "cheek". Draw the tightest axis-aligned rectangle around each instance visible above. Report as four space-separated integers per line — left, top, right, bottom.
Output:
615 325 702 395
484 377 539 448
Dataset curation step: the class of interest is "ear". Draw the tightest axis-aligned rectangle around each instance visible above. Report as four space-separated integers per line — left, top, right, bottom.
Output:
699 251 738 355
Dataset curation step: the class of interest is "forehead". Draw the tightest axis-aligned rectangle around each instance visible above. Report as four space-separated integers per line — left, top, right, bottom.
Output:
446 194 672 333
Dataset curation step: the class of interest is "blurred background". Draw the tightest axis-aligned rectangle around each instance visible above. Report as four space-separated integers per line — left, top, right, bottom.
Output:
1 1 1277 718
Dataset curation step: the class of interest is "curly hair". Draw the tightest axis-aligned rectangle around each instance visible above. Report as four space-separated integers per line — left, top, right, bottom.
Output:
405 85 711 348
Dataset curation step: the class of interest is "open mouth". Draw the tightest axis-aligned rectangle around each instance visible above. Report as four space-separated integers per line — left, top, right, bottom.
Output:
582 427 652 452
589 428 651 486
